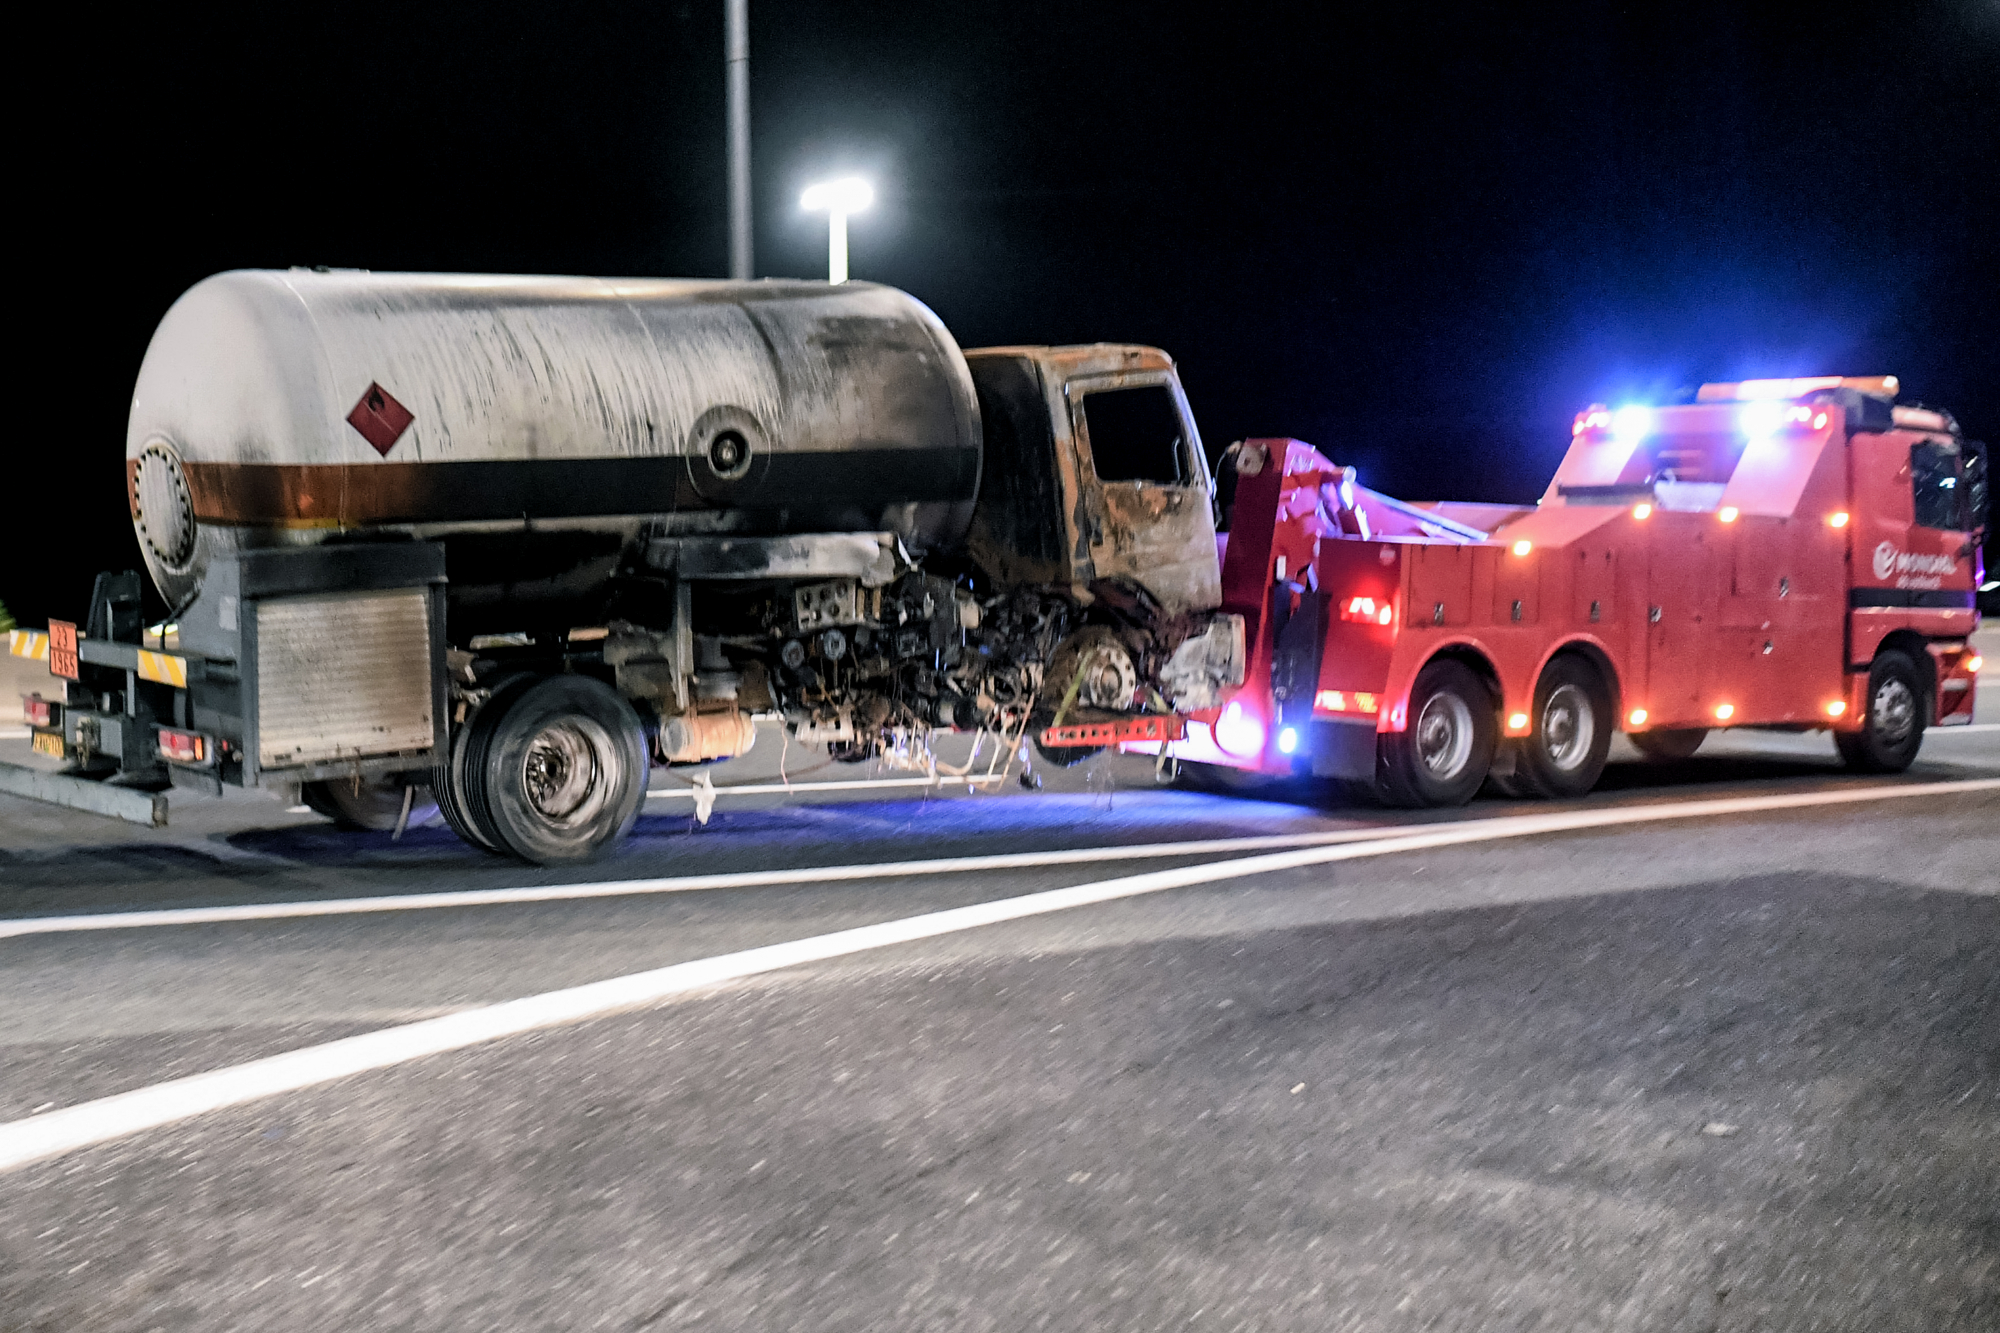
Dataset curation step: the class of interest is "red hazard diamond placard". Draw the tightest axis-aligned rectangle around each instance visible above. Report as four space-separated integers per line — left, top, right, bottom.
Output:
347 382 414 456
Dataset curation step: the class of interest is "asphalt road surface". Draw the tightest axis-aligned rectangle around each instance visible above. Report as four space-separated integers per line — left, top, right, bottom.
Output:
2 641 1996 1332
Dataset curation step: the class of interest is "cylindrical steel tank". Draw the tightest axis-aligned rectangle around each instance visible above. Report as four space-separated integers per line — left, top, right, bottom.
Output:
126 270 983 615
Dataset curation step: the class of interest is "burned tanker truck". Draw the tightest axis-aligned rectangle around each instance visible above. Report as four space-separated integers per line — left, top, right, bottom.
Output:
50 270 1241 860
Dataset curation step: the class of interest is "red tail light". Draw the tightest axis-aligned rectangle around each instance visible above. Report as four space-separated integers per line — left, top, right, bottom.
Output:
22 696 58 727
157 728 207 764
1341 596 1394 627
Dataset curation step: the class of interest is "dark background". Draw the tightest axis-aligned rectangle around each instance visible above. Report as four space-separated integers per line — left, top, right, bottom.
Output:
7 0 1996 626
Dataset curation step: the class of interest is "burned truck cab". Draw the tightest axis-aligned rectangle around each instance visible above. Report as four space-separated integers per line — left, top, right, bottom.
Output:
963 345 1222 616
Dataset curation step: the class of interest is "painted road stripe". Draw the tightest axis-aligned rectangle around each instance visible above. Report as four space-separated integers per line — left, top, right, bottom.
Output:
0 778 1993 1172
0 826 1416 938
1929 723 2000 734
651 776 967 798
3 776 1997 941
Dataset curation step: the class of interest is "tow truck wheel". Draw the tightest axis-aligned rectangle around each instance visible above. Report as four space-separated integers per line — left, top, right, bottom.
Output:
1630 728 1707 761
1835 649 1926 773
301 776 439 832
1517 656 1613 799
1375 659 1496 807
465 675 650 864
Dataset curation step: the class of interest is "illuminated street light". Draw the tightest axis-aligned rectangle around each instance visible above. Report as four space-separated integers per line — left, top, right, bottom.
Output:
800 177 873 283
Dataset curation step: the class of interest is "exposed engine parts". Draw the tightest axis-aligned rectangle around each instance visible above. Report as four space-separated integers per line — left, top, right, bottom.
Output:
760 572 1061 762
441 558 1246 779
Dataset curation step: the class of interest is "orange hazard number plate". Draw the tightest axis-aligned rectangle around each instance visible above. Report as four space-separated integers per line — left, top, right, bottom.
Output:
48 620 79 681
32 730 66 759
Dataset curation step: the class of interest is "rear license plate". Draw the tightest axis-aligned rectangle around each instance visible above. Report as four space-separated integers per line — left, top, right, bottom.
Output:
31 730 66 759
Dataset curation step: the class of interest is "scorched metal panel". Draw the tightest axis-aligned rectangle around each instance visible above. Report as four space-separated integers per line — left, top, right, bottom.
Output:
255 590 434 768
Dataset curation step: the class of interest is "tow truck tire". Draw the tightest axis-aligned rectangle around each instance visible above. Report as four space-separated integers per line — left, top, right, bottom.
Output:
301 777 439 832
1630 728 1707 761
1375 659 1496 807
1835 649 1926 773
469 674 651 864
1516 656 1613 799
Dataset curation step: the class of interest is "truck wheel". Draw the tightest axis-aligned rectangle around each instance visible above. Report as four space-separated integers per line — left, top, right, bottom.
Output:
1376 659 1495 807
433 676 533 856
1835 649 1926 773
1031 628 1136 767
1630 728 1707 761
1516 656 1612 799
301 777 439 832
467 675 650 863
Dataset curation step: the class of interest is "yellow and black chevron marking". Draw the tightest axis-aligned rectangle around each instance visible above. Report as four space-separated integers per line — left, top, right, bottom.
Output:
136 651 188 688
7 630 50 661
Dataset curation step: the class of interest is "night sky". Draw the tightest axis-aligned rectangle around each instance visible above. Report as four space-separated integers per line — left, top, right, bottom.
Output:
10 0 1996 625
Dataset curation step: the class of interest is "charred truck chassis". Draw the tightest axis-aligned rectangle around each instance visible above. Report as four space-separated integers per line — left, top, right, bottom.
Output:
14 272 1246 862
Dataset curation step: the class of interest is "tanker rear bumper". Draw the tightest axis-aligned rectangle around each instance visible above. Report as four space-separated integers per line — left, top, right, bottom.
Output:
0 762 167 827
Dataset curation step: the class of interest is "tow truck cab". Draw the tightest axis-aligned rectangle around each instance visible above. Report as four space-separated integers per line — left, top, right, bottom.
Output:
1157 375 1986 804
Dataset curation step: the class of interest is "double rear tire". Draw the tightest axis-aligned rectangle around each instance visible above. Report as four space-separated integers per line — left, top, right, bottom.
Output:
436 674 651 863
1376 654 1614 807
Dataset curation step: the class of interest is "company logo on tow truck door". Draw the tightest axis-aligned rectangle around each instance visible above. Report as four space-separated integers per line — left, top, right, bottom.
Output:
1872 542 1957 588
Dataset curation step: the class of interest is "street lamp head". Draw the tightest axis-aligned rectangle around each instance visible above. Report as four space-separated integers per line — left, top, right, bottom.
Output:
801 177 873 214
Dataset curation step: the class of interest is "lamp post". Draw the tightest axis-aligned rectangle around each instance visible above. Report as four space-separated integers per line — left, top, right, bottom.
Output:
800 178 873 284
725 0 751 279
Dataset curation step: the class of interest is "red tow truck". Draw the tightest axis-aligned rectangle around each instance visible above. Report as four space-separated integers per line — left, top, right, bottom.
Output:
1108 375 1987 804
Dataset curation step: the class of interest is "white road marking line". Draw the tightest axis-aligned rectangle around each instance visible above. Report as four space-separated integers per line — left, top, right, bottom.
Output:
649 776 949 797
1929 723 2000 734
1 778 1993 1172
0 727 29 740
0 827 1414 939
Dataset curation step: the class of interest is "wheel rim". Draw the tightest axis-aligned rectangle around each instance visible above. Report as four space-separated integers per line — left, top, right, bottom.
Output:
1871 677 1917 746
1077 642 1138 710
1540 683 1595 771
1416 690 1474 779
521 719 618 827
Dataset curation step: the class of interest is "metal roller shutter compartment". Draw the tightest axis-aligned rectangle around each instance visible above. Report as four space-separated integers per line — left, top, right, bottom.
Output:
256 590 434 769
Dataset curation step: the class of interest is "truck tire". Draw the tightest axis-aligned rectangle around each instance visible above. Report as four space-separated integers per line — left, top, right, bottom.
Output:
1630 728 1707 761
1516 656 1613 799
1835 649 1926 773
434 675 535 856
301 777 439 832
1376 659 1496 807
462 675 651 864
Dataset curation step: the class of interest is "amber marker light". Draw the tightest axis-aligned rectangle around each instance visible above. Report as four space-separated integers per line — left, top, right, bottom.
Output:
1825 701 1846 717
1714 703 1735 720
1507 712 1530 732
1718 507 1739 523
1628 709 1648 727
1511 539 1533 556
1968 655 1985 674
1828 511 1850 528
1632 502 1653 520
